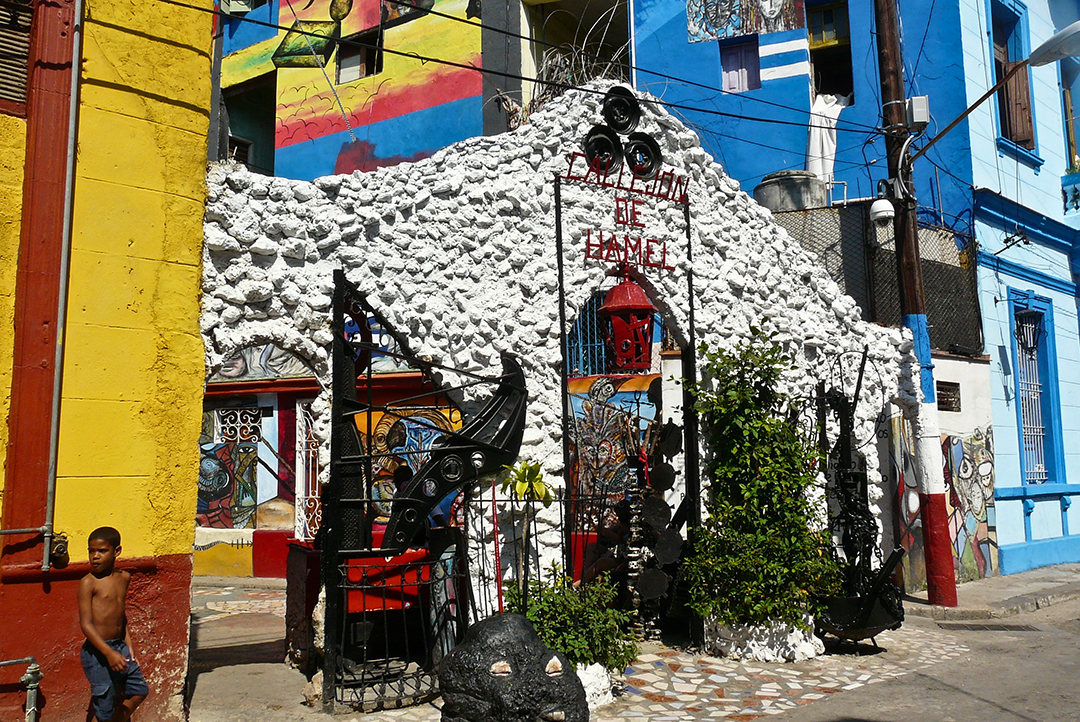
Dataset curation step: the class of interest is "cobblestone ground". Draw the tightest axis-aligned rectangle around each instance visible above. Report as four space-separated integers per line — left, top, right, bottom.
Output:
190 584 968 721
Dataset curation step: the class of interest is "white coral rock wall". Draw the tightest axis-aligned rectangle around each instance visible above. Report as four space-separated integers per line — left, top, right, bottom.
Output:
201 81 919 550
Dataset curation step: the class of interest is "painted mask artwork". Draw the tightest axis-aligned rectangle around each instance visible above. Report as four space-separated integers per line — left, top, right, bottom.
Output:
439 614 588 722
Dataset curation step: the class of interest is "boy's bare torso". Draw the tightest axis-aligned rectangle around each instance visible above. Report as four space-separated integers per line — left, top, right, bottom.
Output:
82 570 130 641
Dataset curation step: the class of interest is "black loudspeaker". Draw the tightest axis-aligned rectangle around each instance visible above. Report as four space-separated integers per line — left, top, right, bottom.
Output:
602 85 641 134
623 132 663 180
583 125 623 173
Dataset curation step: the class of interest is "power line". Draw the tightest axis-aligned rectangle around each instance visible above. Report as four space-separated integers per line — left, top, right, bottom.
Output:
157 0 881 135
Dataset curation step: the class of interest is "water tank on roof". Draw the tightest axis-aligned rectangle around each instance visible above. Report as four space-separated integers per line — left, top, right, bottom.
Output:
753 170 828 212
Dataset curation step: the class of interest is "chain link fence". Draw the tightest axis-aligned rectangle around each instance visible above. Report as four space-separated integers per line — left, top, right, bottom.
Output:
774 201 982 354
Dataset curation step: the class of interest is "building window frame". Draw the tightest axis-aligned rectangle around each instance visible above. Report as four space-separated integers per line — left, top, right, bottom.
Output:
987 0 1044 168
719 36 760 94
337 27 384 84
1007 288 1064 486
0 0 33 117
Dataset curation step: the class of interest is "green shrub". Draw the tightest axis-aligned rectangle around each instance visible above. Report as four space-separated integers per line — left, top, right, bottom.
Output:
505 564 639 673
684 331 839 628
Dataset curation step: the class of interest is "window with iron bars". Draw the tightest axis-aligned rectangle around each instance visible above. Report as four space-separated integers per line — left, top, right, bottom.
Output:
1010 290 1063 486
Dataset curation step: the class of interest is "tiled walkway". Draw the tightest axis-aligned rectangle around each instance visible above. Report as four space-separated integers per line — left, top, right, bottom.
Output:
190 581 969 721
600 628 967 720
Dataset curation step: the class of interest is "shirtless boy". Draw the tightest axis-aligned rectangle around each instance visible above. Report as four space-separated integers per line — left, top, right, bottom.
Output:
77 527 149 722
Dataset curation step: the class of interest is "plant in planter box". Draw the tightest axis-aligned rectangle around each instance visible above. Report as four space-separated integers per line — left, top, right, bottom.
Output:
684 332 839 657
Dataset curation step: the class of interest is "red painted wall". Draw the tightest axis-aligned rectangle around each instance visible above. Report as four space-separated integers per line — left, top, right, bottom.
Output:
0 554 192 721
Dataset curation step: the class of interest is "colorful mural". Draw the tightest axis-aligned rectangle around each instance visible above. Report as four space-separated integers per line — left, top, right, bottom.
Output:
221 0 483 179
942 427 997 582
890 416 998 592
568 375 660 530
357 406 463 524
198 407 298 530
687 0 806 42
210 343 312 382
198 409 260 528
889 414 925 592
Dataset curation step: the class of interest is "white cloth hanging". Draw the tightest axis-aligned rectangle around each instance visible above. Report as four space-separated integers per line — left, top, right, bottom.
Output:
806 93 852 184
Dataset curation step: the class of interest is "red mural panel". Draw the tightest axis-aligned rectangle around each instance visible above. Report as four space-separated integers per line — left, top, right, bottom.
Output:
0 554 193 721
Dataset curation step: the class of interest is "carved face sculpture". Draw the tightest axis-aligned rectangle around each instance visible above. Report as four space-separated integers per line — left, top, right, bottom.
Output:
439 614 588 722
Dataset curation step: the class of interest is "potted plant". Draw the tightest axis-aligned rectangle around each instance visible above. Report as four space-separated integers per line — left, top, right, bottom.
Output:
684 331 840 661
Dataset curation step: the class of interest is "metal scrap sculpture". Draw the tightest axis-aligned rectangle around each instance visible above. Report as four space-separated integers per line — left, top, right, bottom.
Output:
323 270 529 710
815 348 905 644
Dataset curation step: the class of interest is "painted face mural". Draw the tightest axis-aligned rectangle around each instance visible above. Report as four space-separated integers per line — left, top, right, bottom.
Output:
943 427 997 582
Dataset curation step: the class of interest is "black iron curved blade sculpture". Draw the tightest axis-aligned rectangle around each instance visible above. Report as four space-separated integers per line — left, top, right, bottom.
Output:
380 353 528 551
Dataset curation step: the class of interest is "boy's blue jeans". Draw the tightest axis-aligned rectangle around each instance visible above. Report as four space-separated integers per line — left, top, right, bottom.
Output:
81 639 149 720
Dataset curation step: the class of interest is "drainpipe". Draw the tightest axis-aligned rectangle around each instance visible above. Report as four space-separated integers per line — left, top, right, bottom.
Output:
39 0 86 572
0 658 42 722
0 2 85 573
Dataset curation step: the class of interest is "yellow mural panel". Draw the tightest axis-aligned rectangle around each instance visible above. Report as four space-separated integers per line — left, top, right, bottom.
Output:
193 543 255 578
222 38 279 89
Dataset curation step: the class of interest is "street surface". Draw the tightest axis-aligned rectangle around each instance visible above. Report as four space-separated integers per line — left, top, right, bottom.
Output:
186 582 1080 721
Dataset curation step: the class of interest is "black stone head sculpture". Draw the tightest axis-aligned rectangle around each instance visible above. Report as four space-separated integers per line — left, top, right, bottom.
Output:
439 614 588 722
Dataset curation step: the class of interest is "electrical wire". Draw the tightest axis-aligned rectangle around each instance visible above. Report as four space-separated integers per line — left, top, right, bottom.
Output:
158 0 883 135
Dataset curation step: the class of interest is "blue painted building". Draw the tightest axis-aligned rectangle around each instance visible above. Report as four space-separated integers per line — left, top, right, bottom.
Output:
633 0 1080 575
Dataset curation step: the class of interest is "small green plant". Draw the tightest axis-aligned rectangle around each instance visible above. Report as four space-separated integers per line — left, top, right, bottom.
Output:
684 331 839 629
505 564 638 673
501 460 554 507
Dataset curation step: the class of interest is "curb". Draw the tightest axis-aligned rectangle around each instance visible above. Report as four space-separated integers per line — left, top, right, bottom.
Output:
904 582 1080 620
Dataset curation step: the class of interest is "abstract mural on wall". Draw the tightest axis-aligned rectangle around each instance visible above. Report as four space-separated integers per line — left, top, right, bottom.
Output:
568 374 660 530
198 410 260 529
890 415 999 591
942 427 997 582
220 0 483 178
687 0 805 43
198 407 298 530
889 414 926 592
209 343 313 382
358 406 463 524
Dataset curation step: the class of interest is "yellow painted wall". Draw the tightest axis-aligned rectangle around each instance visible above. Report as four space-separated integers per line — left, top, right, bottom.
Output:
0 114 26 507
51 1 213 559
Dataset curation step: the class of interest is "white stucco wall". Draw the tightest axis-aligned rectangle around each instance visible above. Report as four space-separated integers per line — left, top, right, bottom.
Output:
201 81 920 560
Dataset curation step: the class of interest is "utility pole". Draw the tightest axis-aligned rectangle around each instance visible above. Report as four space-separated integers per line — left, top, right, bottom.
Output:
873 0 957 607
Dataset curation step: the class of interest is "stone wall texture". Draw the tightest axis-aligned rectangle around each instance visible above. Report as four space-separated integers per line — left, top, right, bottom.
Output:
202 81 921 548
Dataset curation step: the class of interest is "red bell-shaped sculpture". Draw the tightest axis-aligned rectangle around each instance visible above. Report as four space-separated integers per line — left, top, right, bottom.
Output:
598 271 656 372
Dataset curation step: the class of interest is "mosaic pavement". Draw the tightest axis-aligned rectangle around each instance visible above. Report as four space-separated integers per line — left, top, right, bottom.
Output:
192 585 287 623
190 584 969 720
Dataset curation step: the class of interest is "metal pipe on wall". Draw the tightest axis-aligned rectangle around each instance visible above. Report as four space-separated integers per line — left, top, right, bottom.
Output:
0 657 42 722
40 0 87 572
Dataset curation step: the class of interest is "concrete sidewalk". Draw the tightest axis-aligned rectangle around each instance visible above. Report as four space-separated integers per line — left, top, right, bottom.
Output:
185 563 1080 720
903 562 1080 620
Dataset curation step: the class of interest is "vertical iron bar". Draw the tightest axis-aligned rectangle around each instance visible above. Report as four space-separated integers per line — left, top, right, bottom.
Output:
555 175 573 572
681 199 702 646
